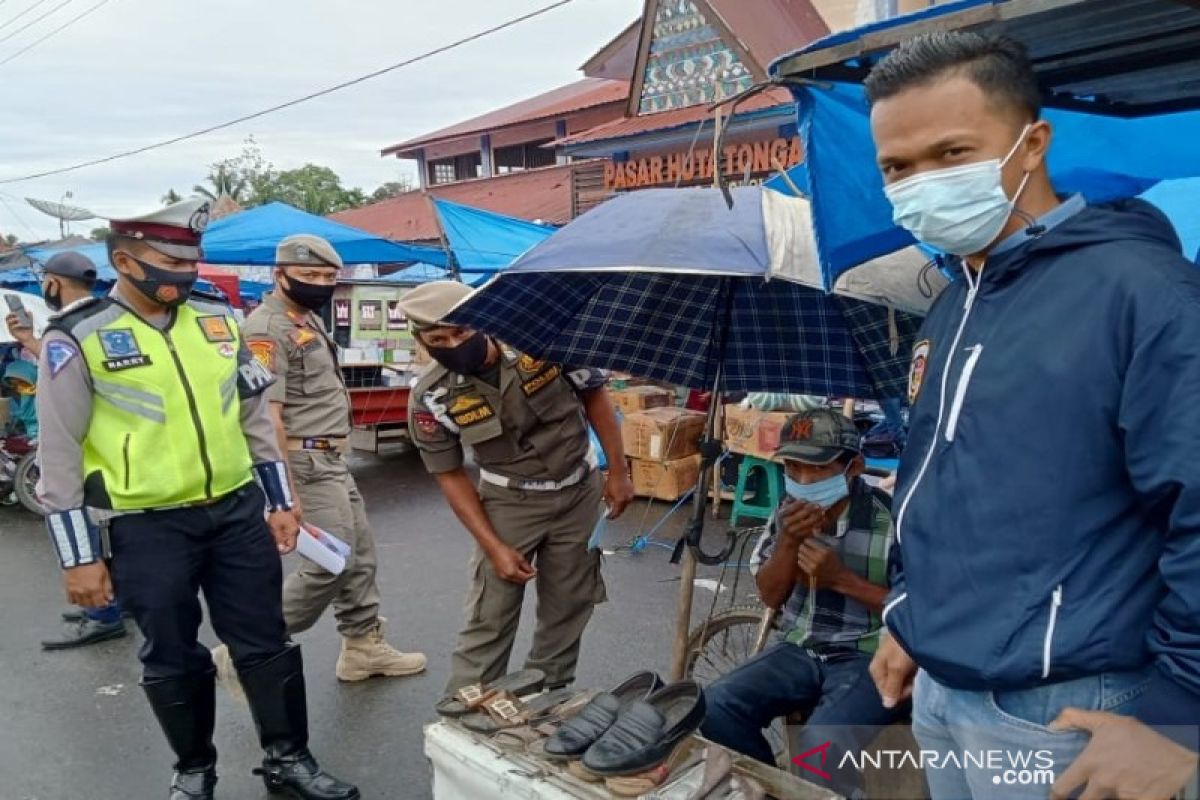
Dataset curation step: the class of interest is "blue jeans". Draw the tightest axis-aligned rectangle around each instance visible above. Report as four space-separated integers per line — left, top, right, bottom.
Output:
700 642 907 797
914 668 1153 800
84 601 123 624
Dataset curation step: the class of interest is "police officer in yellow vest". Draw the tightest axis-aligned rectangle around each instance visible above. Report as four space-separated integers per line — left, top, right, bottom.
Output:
34 200 358 800
398 281 634 699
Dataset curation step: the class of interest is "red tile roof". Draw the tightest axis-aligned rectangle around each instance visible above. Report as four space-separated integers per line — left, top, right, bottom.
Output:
329 163 581 242
555 88 794 148
382 78 629 156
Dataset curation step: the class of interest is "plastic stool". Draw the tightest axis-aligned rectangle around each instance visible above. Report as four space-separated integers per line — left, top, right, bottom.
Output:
730 455 784 527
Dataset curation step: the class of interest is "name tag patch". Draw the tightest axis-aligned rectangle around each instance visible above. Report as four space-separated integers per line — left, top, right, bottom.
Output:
522 364 561 396
104 354 153 372
451 399 495 427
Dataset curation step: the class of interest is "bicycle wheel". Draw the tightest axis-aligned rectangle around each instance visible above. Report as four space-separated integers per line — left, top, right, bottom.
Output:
684 605 768 686
685 605 790 767
14 453 45 516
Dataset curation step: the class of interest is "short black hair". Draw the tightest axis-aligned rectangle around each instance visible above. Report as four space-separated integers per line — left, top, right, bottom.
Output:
864 32 1041 121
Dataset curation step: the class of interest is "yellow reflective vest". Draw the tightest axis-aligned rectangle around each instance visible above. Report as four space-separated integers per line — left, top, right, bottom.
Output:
59 297 255 510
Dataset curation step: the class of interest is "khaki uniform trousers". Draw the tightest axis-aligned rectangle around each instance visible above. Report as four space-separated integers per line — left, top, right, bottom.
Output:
445 470 606 693
282 450 382 638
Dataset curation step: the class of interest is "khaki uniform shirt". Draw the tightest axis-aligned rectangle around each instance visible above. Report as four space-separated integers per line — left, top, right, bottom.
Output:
409 351 605 480
241 292 351 438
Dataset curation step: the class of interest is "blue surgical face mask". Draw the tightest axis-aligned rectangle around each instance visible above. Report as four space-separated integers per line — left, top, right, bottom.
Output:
785 470 850 509
884 125 1032 256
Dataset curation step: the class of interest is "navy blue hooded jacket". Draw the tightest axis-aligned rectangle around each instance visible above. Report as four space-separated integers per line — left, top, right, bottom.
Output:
885 199 1200 728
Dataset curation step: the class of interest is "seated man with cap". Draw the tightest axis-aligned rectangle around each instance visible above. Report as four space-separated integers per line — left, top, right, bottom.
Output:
398 281 634 702
699 408 906 799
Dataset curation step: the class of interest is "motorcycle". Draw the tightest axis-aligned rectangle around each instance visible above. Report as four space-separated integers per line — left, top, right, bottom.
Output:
1 434 44 516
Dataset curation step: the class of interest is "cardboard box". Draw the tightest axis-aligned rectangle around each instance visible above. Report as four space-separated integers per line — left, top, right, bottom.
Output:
631 454 702 502
723 404 793 460
611 385 676 415
622 407 706 461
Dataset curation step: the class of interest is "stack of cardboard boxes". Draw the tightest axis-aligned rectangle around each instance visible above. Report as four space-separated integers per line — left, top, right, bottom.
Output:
620 404 707 501
722 403 793 460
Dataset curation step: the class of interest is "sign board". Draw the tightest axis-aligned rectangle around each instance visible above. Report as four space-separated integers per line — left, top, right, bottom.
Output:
603 136 802 191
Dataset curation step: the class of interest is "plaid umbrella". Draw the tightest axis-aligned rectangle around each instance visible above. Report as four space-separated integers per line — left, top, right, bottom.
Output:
450 187 919 399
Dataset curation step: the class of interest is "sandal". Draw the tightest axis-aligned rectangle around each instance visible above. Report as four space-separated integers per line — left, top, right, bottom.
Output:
493 691 597 752
434 669 546 717
460 687 575 734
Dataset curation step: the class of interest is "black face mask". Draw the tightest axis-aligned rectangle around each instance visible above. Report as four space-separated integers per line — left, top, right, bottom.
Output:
124 254 197 308
279 275 335 312
426 331 490 375
43 280 62 312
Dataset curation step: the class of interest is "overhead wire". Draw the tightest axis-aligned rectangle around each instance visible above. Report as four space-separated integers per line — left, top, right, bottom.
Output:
0 0 579 185
0 0 48 32
0 0 77 46
0 0 111 67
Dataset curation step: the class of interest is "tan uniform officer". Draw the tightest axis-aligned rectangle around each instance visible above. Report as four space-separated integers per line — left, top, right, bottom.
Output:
398 281 634 698
217 234 425 685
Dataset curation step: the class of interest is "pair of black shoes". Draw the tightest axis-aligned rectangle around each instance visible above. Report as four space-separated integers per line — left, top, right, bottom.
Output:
144 645 359 800
543 671 706 777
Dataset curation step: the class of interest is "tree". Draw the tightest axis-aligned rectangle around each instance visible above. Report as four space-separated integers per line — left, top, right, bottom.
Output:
253 164 367 215
3 233 17 247
90 227 111 241
370 177 415 203
162 189 183 205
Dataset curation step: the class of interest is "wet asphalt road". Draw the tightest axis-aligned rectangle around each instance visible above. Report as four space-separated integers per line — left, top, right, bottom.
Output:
0 448 755 800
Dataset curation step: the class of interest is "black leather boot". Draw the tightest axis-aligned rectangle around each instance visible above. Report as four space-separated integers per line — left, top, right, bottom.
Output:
240 645 360 800
142 669 218 800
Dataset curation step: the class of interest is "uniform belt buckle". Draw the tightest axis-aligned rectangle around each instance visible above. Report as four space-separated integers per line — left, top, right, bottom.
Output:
304 438 331 451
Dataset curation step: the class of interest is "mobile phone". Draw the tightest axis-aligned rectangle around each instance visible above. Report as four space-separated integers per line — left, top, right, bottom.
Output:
4 294 32 329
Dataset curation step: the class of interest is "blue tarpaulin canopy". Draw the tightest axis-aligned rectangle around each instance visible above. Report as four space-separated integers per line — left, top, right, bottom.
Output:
203 202 448 267
765 0 1200 286
374 262 451 284
432 199 555 285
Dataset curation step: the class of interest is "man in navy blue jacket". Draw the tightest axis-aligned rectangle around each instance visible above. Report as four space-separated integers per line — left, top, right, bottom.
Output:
864 32 1200 799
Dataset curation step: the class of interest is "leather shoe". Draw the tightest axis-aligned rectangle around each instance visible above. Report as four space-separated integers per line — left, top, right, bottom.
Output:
255 751 360 800
41 618 126 650
544 671 662 759
582 680 706 777
170 766 216 800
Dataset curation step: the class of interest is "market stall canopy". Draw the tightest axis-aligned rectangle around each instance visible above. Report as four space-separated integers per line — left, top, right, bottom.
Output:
374 262 452 285
451 186 922 399
766 0 1200 287
202 202 448 267
432 199 556 285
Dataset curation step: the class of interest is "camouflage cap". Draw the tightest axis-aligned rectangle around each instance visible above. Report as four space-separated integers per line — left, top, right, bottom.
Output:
395 280 473 332
275 234 343 269
775 407 861 465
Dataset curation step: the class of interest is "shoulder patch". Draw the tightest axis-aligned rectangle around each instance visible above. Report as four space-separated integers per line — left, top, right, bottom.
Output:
413 411 449 443
248 340 276 371
45 340 78 378
908 339 931 405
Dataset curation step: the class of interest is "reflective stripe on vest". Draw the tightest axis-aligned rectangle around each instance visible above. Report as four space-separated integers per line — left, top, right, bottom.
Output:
77 303 252 510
